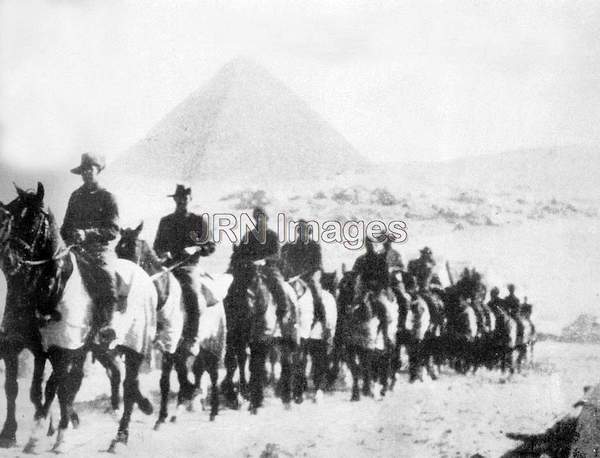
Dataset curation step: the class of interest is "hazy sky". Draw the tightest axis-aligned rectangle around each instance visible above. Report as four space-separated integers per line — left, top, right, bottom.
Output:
2 0 600 168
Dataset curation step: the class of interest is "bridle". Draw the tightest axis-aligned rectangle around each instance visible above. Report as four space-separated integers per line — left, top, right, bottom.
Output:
0 203 73 273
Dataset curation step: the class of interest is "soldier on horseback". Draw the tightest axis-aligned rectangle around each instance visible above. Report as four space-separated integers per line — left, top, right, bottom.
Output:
60 153 119 344
352 236 389 301
282 219 326 333
407 246 443 313
503 284 521 318
229 206 292 321
153 185 215 355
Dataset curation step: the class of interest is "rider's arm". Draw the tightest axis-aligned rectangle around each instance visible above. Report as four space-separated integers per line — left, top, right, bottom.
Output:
92 191 119 243
262 230 280 263
311 242 323 273
190 214 215 256
60 192 79 244
153 218 170 259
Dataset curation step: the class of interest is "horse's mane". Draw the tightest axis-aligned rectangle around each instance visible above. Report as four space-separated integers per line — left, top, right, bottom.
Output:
139 240 163 275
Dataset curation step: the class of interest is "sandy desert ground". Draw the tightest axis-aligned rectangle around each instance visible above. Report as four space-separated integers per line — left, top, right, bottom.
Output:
0 340 597 457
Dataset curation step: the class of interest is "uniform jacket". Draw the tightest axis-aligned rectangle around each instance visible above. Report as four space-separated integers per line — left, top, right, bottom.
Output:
153 211 214 266
60 184 119 249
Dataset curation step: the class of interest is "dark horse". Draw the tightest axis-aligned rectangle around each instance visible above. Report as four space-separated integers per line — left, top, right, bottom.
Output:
116 223 227 425
0 185 121 451
221 252 299 414
0 183 155 453
336 269 397 401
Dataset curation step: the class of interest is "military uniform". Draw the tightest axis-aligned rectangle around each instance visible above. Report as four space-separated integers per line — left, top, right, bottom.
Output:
503 293 520 318
154 211 215 348
61 183 119 330
352 250 389 299
230 226 291 319
283 239 325 325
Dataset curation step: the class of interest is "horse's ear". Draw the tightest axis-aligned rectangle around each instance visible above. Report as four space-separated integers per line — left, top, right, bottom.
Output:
341 263 347 274
119 228 125 236
13 182 25 198
134 221 144 235
36 182 45 202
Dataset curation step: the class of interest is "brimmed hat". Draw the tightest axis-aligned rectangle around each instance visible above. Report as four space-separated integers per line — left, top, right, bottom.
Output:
168 185 192 199
253 206 268 219
70 153 105 175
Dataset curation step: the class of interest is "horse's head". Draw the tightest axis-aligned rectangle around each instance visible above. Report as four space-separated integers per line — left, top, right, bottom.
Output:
0 201 12 247
1 183 56 275
320 270 339 296
245 264 271 317
337 269 358 307
116 222 144 264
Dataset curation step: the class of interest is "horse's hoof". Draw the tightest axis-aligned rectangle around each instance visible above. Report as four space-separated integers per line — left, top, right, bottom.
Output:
107 431 128 454
138 398 154 416
0 436 17 448
169 415 177 423
283 402 292 411
153 417 166 431
22 437 39 454
51 440 66 454
313 390 324 404
350 393 360 402
294 396 303 405
70 413 80 429
209 414 216 422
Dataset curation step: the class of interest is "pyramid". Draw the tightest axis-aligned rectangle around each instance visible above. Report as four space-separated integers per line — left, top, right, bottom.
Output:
113 58 367 183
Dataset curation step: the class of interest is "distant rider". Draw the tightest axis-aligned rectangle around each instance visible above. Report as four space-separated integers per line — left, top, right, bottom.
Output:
153 184 215 355
282 219 326 332
228 206 293 321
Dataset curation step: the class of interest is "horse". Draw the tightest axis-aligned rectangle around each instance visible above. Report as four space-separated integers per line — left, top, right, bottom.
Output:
0 183 156 453
116 223 229 425
488 304 519 374
0 188 121 450
221 254 299 414
441 285 479 374
403 291 436 382
286 271 337 403
515 315 536 371
336 269 397 401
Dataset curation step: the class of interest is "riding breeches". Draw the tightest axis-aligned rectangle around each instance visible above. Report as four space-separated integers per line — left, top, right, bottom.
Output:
304 271 326 325
173 263 207 344
76 247 118 329
263 266 292 320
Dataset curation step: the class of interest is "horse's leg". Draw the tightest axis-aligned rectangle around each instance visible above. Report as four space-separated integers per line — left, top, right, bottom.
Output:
188 353 205 412
248 341 267 414
174 350 194 406
64 350 87 429
237 342 248 399
207 353 219 421
279 342 292 407
292 341 307 404
221 338 239 406
360 349 373 397
326 334 343 390
23 354 55 454
155 352 174 430
43 371 58 437
345 347 360 402
29 351 47 419
47 349 73 453
0 348 20 447
109 350 149 452
312 340 327 402
93 348 121 411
